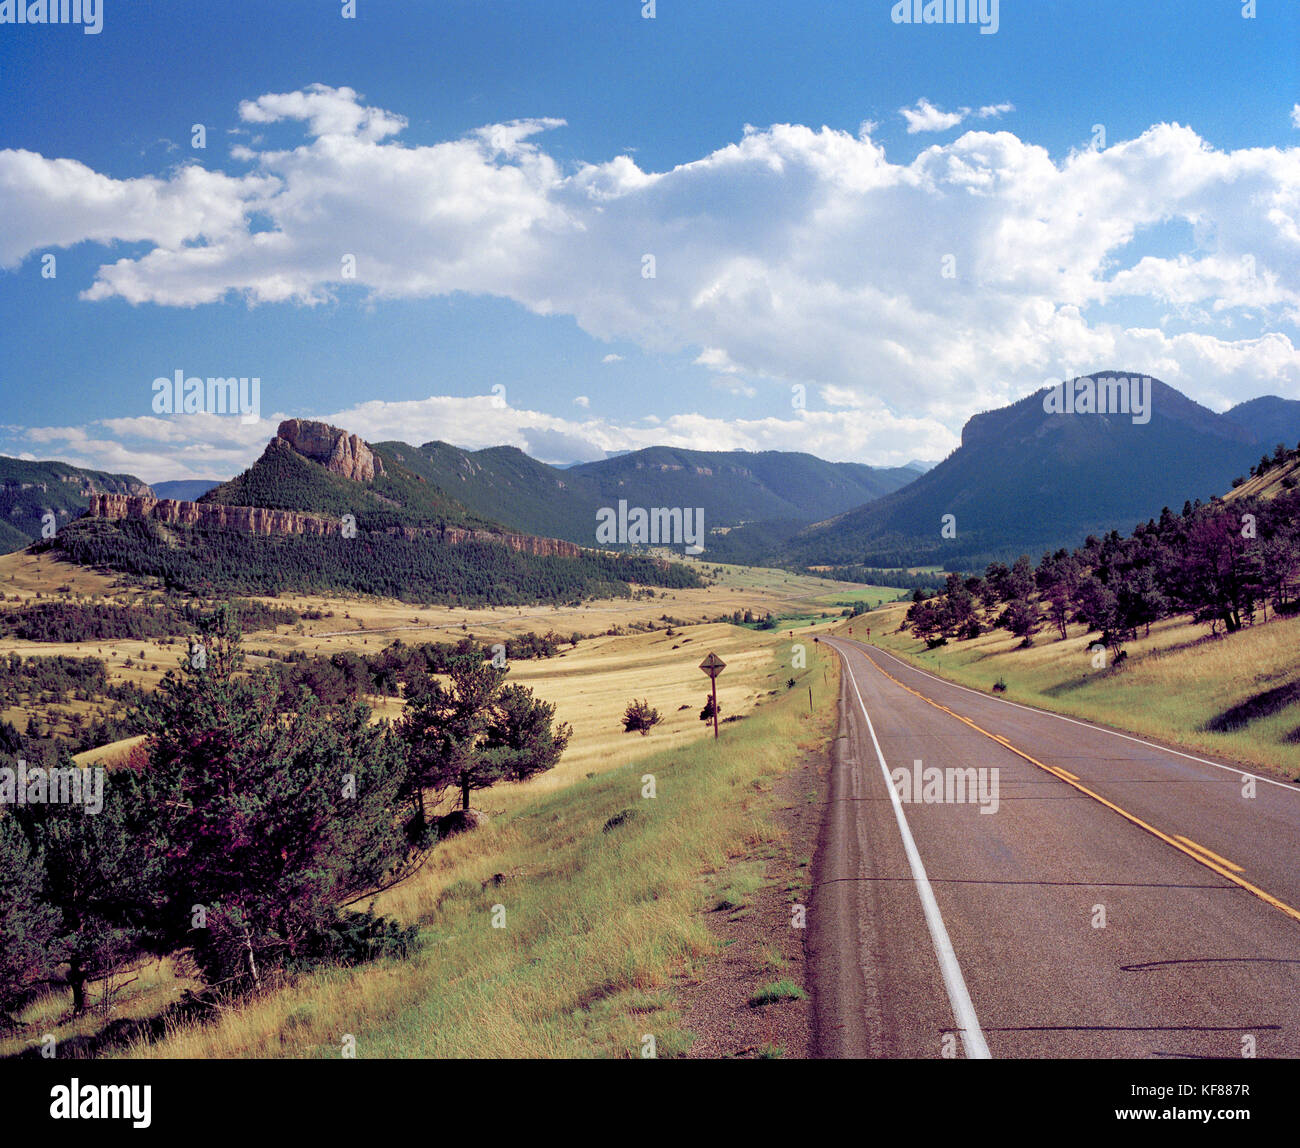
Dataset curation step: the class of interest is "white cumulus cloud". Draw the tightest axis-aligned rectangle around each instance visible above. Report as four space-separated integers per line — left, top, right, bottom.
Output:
1 85 1297 439
900 98 968 134
899 99 1013 135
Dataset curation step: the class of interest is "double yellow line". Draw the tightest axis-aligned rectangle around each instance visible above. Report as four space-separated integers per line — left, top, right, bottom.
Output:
855 646 1300 927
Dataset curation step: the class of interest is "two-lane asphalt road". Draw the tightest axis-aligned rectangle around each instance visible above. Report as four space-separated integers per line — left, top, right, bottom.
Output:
809 636 1300 1059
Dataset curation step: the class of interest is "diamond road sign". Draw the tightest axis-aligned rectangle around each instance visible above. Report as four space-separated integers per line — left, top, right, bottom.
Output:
699 652 726 679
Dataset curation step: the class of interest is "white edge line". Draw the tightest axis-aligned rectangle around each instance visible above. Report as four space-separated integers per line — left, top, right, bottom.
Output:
860 640 1297 795
837 645 992 1060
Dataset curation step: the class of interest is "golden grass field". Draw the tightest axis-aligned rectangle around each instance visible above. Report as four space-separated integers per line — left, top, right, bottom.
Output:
120 637 839 1059
0 551 863 1057
1225 453 1300 502
859 601 1300 780
1 619 842 1059
0 547 883 757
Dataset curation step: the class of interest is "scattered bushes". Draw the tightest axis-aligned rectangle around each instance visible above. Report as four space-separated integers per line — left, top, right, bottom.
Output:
621 698 661 736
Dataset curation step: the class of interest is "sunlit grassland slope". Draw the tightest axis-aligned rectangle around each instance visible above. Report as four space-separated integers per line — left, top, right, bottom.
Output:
859 604 1300 779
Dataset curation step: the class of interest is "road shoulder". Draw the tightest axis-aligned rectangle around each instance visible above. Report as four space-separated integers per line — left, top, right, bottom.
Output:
675 743 827 1059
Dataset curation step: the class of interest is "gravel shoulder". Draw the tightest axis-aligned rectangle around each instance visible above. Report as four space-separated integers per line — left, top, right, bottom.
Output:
674 743 829 1059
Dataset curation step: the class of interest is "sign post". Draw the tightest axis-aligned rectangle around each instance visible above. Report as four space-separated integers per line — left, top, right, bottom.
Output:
699 652 726 739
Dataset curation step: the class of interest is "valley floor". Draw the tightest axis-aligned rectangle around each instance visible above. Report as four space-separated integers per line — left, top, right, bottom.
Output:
6 560 1294 1058
0 547 889 761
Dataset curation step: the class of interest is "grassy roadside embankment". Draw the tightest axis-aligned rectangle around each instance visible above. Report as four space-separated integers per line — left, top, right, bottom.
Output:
71 628 839 1058
856 603 1300 780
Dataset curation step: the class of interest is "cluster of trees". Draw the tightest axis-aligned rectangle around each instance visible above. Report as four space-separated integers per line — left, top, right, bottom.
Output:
0 654 151 766
399 655 570 832
906 486 1300 656
47 517 703 606
266 632 574 708
0 601 184 642
0 597 299 642
0 605 571 1020
1231 441 1299 487
55 694 151 758
820 565 950 592
0 653 109 706
716 608 781 628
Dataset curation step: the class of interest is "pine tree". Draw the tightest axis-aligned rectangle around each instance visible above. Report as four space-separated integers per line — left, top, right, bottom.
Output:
399 654 570 823
9 754 160 1014
0 809 65 1016
135 607 413 994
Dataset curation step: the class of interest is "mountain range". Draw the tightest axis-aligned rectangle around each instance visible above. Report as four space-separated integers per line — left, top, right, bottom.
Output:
49 421 707 605
4 376 1298 579
153 479 222 502
1221 396 1300 451
375 442 917 554
781 374 1299 570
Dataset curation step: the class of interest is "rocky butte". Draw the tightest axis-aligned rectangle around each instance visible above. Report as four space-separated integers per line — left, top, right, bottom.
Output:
275 418 383 483
79 419 588 558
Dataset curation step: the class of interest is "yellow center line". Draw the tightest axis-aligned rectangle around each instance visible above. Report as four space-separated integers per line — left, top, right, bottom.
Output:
1175 835 1245 873
847 643 1300 928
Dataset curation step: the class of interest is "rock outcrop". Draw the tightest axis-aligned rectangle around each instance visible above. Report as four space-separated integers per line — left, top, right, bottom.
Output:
275 419 383 482
83 494 584 558
635 462 719 477
3 476 153 498
86 494 338 536
414 525 583 558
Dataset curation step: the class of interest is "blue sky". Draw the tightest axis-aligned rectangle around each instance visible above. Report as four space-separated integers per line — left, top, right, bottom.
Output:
1 0 1297 481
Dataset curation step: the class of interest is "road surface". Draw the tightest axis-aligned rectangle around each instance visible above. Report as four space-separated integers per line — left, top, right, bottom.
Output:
810 636 1300 1059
